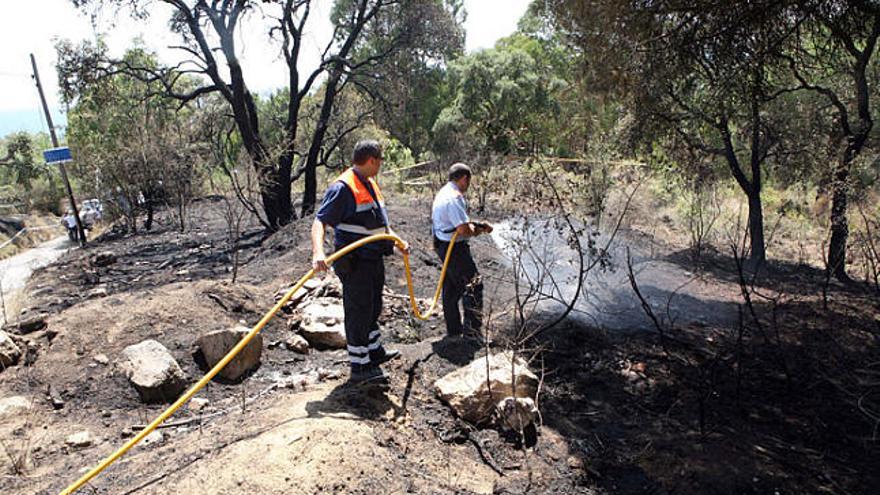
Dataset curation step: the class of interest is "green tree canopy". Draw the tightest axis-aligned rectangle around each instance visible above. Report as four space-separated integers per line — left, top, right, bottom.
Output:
433 37 565 156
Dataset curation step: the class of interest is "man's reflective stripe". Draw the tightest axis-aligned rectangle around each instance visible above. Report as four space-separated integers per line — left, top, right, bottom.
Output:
349 354 371 365
355 200 386 213
347 344 369 355
336 223 386 235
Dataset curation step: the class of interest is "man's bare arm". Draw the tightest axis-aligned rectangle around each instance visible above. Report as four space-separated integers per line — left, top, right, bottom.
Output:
454 221 493 237
311 219 329 272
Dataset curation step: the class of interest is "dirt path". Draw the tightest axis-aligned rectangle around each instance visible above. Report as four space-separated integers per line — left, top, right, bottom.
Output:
0 236 69 324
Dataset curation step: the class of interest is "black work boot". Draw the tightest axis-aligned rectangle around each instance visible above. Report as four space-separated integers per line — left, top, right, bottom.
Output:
369 346 400 366
349 364 389 385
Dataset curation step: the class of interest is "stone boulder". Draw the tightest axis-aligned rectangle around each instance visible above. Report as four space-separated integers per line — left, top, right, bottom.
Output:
0 216 25 236
121 340 186 403
434 352 539 424
274 279 316 309
285 334 310 354
275 286 309 311
48 384 65 410
0 395 30 419
87 286 109 299
194 326 262 381
188 397 210 412
274 276 340 313
303 277 323 291
65 430 94 449
312 276 342 298
297 298 346 349
28 286 54 299
141 430 164 447
497 397 539 432
17 315 47 334
0 331 22 369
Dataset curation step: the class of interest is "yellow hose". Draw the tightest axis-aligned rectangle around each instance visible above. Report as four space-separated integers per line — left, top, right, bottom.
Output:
60 231 459 494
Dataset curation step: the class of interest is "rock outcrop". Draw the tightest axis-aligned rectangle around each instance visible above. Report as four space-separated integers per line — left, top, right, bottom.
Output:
434 352 539 424
121 340 186 403
296 298 346 349
0 331 22 369
194 326 262 381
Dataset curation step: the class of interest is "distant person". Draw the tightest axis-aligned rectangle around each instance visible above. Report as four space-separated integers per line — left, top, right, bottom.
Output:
62 211 77 242
311 139 408 384
431 163 493 339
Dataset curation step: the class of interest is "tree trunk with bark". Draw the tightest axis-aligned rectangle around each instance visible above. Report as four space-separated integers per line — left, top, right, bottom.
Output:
747 188 766 264
827 137 868 280
720 115 767 265
301 68 343 216
813 11 879 281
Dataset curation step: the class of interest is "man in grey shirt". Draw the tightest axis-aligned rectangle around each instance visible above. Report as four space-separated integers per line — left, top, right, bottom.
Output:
432 163 493 338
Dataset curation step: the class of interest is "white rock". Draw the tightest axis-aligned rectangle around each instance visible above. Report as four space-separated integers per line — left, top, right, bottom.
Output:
497 397 539 431
93 354 110 365
194 326 262 381
189 397 210 412
274 286 309 310
297 298 346 349
142 430 164 447
87 286 109 299
0 396 31 419
0 331 22 369
121 340 186 403
303 278 322 291
285 334 310 354
65 430 94 448
434 352 539 423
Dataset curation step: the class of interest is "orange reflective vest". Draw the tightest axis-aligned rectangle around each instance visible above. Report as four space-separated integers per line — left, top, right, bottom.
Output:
334 168 389 236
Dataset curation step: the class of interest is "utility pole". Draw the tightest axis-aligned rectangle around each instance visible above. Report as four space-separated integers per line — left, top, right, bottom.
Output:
30 53 86 246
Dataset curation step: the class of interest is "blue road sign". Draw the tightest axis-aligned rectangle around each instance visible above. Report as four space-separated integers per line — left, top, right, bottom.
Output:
43 147 72 164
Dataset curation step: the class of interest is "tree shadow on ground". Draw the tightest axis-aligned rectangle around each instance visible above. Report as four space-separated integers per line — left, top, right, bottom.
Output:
531 323 672 494
528 298 880 495
662 247 874 298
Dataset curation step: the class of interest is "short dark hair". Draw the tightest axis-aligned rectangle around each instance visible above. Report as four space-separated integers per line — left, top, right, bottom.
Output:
352 140 382 165
448 162 472 181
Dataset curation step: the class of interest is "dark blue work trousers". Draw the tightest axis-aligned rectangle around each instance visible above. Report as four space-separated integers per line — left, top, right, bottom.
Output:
335 255 385 368
434 238 483 336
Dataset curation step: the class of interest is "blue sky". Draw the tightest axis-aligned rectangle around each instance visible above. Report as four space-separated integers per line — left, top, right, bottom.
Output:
0 109 66 138
0 0 531 139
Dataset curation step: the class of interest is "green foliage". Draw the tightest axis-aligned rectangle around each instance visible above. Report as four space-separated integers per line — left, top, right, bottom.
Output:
348 0 466 156
381 137 415 172
27 178 67 215
0 132 63 213
0 133 41 192
433 36 565 156
60 40 211 230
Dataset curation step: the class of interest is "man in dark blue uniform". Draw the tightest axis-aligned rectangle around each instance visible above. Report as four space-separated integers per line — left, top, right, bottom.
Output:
311 140 408 384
